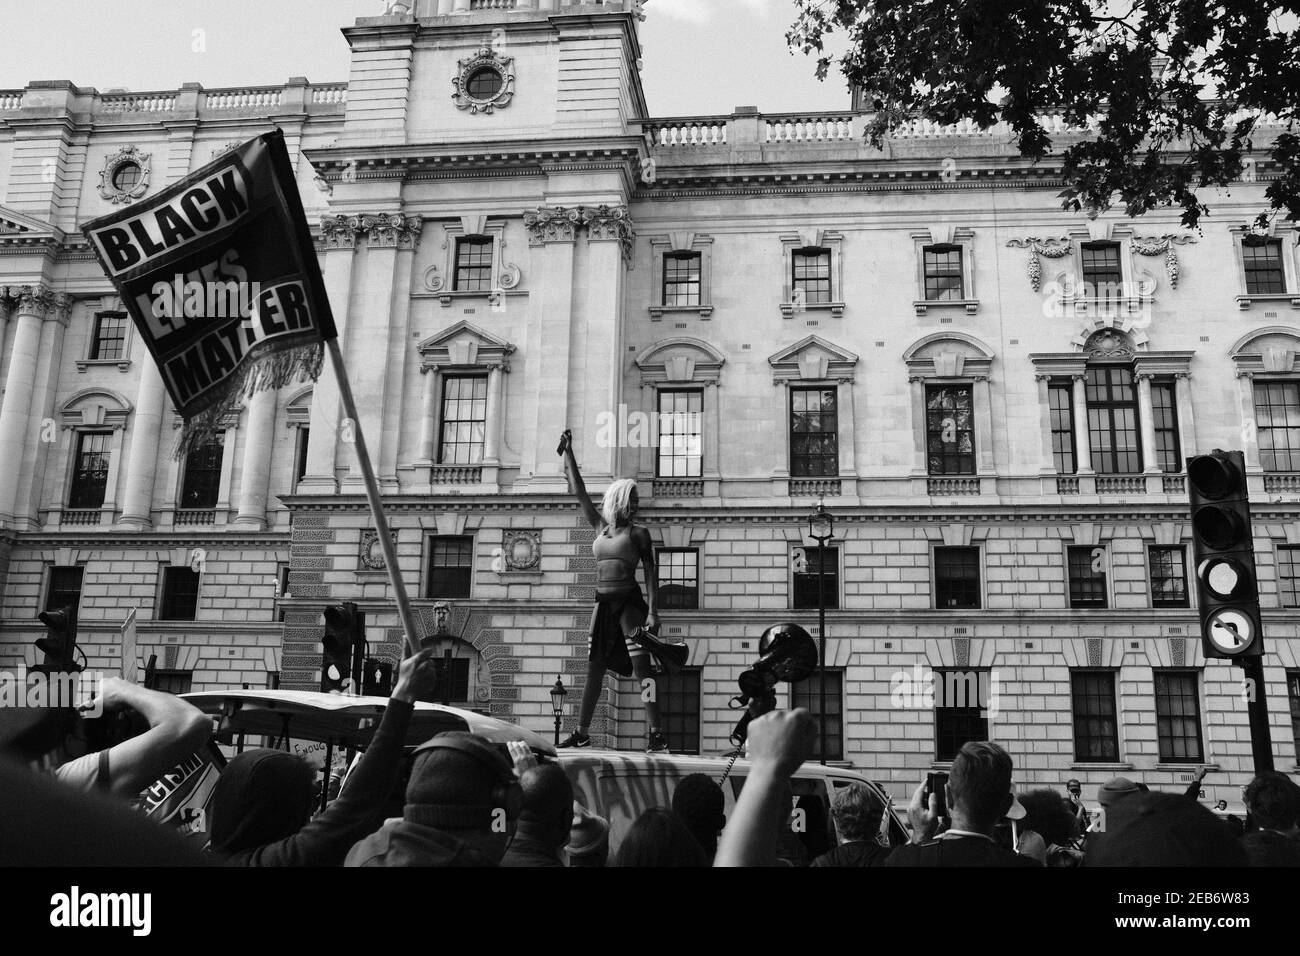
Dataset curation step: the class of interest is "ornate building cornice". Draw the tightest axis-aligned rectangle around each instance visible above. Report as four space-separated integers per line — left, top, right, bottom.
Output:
3 284 70 320
319 213 423 249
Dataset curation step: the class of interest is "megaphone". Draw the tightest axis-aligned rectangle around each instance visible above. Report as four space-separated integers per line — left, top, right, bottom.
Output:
729 622 818 748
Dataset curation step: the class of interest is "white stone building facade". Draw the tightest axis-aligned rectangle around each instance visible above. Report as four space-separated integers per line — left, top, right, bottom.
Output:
1 0 1298 806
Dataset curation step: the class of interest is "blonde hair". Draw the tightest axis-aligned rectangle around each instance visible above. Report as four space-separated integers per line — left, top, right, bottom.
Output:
601 479 639 528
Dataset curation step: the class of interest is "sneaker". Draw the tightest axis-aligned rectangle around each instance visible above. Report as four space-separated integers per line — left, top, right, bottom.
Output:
558 731 591 748
646 730 668 753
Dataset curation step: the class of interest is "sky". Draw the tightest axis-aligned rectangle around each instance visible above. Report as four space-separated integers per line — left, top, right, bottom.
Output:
0 0 850 116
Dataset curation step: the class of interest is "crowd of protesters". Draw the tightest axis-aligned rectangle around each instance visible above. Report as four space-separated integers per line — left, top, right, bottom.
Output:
2 655 1299 867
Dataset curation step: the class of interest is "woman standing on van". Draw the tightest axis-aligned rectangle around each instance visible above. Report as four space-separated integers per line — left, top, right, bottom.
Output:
558 430 666 753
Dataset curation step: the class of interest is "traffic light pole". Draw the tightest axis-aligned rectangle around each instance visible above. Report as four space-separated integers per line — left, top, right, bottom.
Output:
1238 656 1275 774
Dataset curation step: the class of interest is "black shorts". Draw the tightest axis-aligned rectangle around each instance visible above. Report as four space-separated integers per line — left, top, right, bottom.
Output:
588 589 649 678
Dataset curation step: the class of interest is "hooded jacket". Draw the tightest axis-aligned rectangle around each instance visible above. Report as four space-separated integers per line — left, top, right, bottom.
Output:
345 816 503 867
209 699 412 866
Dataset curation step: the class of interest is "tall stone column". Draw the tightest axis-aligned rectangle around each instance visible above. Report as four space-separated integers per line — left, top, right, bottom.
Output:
908 376 927 476
1174 372 1196 469
1072 374 1093 474
0 298 11 372
837 377 856 476
117 358 167 529
1238 371 1261 470
299 217 359 494
484 363 507 464
973 375 995 474
521 207 580 486
579 204 632 481
1136 373 1160 473
233 388 278 530
0 286 57 527
15 291 73 529
417 365 438 465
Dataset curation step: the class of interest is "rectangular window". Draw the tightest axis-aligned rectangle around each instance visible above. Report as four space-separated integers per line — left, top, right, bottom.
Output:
934 546 981 609
792 249 832 304
179 431 225 509
1081 242 1123 299
1067 545 1108 608
294 427 310 488
1150 380 1181 474
790 387 838 477
656 389 703 478
1243 238 1286 295
1277 545 1300 608
1086 366 1142 474
656 548 699 610
453 236 494 292
1071 671 1120 762
89 311 128 361
1288 671 1300 761
152 670 193 696
159 567 201 621
45 566 84 612
792 546 838 610
432 657 471 704
1149 545 1189 608
663 252 701 307
925 384 975 475
934 668 990 762
68 432 112 509
923 245 964 300
1254 381 1300 472
438 376 487 465
428 535 473 599
1154 670 1204 763
1049 381 1076 474
658 668 702 755
791 669 844 761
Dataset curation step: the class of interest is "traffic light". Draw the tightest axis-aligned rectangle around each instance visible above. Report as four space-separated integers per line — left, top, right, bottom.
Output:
362 658 393 697
1186 450 1263 659
34 605 83 675
321 602 364 693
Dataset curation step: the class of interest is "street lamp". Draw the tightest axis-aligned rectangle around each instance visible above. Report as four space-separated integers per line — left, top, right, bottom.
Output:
808 497 834 765
550 676 567 748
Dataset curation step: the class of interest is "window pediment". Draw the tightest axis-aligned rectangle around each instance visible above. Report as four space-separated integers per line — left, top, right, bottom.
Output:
903 332 994 380
635 337 725 385
1230 326 1300 375
418 320 516 371
59 388 133 431
768 335 858 383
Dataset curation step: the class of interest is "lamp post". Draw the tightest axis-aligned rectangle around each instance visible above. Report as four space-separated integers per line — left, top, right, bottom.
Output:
808 497 834 765
550 676 567 748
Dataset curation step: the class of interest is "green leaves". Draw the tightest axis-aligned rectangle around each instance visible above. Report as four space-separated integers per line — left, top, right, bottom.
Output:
788 0 1300 228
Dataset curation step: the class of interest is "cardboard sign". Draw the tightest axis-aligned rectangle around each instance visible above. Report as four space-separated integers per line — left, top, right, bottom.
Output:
138 740 227 841
81 130 333 452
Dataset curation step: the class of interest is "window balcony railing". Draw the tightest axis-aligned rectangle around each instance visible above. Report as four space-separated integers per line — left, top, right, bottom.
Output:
174 509 216 526
433 465 483 485
1162 474 1186 494
1096 476 1146 495
653 479 703 498
1263 473 1300 494
1056 476 1081 495
60 509 101 526
927 477 980 496
790 478 841 498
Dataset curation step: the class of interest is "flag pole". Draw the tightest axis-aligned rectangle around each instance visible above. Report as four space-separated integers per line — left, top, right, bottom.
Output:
325 337 423 657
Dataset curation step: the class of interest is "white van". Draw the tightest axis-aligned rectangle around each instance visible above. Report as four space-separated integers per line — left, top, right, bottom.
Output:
555 750 909 862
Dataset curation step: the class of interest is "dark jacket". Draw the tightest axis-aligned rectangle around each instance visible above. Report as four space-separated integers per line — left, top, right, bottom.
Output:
345 818 502 867
810 840 890 867
500 826 565 867
884 834 1042 867
211 699 413 867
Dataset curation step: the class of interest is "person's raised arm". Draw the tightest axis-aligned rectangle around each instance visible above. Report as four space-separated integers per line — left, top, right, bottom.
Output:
633 527 660 632
561 433 603 531
81 678 212 799
714 709 815 867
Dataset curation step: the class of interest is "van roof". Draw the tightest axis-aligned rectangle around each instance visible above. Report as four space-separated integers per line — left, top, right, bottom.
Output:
182 689 557 755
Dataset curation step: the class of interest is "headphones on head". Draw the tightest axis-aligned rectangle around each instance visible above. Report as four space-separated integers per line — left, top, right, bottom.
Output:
405 732 523 828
